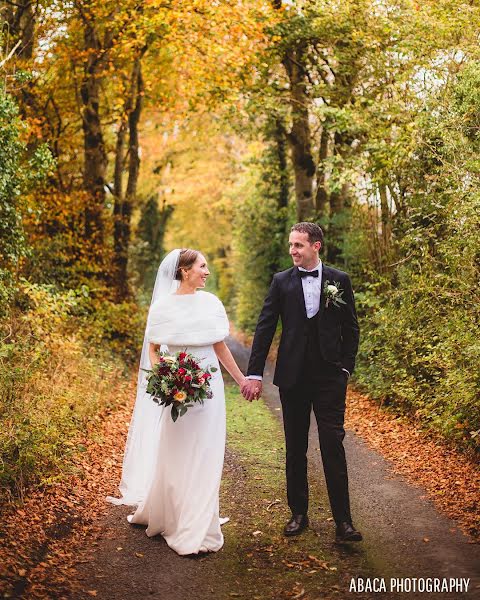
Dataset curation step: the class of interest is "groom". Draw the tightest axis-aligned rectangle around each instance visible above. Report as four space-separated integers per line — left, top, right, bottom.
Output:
241 222 362 542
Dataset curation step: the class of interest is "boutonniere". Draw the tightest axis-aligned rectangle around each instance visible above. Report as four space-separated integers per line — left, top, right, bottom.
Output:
323 280 347 308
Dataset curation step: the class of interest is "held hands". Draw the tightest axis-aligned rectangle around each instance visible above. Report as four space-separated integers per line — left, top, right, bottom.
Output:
240 378 262 402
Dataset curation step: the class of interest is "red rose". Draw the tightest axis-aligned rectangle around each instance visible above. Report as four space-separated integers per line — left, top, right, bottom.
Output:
185 375 192 382
179 352 187 361
178 368 186 376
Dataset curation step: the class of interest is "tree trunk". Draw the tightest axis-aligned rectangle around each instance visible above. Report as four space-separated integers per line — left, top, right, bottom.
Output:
113 56 144 300
2 1 39 129
266 116 290 275
112 118 127 292
315 125 330 217
17 1 35 59
137 195 174 291
326 181 349 264
126 61 143 200
80 26 107 248
389 180 406 219
113 120 127 199
1 1 36 59
273 117 289 210
271 0 313 220
326 128 354 263
283 48 315 221
379 183 391 256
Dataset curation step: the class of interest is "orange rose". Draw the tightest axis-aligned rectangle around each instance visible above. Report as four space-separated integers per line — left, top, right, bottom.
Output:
174 391 187 403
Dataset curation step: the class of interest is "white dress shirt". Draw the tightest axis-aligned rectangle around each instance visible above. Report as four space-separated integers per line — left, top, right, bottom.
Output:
298 260 322 319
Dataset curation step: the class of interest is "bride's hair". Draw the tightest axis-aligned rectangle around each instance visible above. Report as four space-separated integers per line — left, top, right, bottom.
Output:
175 248 200 280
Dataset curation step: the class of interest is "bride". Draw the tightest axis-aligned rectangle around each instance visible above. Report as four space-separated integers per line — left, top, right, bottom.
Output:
107 248 247 555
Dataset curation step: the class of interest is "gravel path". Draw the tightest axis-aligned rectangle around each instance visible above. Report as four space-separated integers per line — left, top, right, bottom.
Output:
74 448 256 600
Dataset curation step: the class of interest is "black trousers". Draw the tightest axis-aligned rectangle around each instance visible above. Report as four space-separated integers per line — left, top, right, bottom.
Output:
279 366 352 525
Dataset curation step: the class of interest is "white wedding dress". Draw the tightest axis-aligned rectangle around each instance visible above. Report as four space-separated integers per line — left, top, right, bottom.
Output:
108 291 229 556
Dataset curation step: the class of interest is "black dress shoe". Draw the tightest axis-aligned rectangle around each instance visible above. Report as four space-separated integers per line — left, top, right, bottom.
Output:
335 521 363 542
284 514 309 536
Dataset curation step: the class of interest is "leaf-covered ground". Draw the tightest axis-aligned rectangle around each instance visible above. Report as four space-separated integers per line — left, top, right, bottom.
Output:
0 381 478 599
0 375 137 599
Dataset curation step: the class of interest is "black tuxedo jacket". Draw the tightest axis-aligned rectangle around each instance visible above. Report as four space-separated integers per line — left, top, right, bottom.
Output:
247 264 360 389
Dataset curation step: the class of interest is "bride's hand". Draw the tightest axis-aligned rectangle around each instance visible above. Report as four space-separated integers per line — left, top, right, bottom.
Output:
238 375 248 389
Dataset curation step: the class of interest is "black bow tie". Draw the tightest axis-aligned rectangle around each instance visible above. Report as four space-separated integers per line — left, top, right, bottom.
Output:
299 269 319 278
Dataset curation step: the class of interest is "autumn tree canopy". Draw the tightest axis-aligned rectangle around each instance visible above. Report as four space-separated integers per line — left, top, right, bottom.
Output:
1 0 479 456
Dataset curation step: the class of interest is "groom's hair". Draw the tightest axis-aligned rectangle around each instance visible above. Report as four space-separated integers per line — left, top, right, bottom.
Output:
291 222 324 246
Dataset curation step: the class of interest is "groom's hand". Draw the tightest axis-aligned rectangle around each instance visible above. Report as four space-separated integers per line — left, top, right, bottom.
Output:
241 379 262 402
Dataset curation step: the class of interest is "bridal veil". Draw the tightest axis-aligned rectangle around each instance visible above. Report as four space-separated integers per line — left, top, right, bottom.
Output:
107 249 181 506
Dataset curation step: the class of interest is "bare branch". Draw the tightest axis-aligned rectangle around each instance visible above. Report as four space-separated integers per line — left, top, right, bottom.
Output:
0 39 21 67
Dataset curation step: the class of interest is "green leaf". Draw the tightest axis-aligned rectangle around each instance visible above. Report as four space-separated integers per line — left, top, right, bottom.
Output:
171 405 179 422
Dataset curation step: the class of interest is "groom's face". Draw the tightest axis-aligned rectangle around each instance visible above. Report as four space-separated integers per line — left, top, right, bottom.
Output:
289 231 321 270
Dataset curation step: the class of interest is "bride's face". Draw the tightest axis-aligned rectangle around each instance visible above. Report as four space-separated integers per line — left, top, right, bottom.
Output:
186 254 210 288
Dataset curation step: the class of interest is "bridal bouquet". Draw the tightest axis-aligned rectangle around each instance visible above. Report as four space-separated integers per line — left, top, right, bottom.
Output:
144 350 217 421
